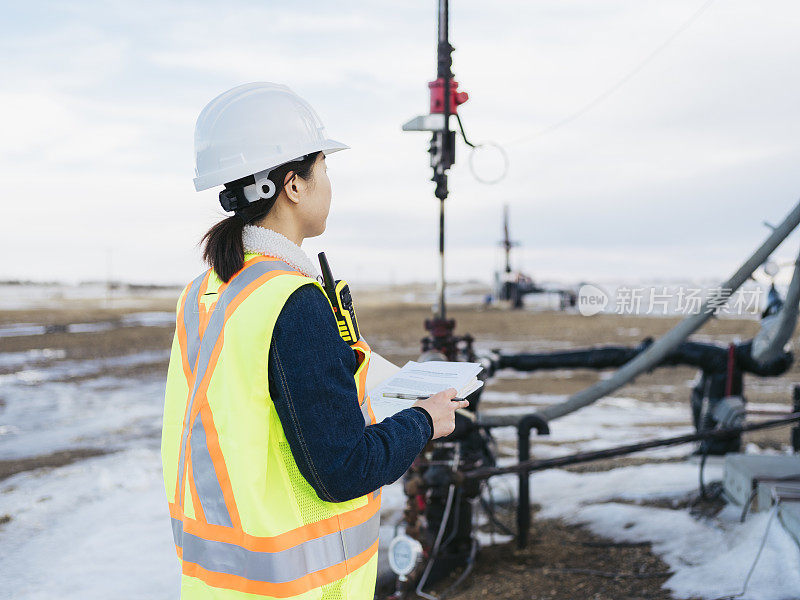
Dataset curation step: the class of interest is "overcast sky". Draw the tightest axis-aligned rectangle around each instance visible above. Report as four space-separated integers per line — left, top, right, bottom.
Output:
3 0 800 286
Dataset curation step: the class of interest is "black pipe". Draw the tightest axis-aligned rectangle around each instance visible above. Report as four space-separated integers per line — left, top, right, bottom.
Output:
496 339 792 377
499 344 643 372
463 413 800 482
516 415 549 549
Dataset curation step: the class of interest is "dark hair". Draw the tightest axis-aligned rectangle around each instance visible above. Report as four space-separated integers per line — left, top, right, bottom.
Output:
200 151 322 283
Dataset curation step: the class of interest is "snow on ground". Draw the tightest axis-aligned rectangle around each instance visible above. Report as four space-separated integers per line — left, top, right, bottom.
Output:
0 349 168 387
0 312 176 339
0 348 67 370
0 351 169 459
0 448 179 599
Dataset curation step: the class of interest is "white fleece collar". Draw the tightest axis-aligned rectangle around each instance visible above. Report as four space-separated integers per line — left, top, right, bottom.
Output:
242 225 322 281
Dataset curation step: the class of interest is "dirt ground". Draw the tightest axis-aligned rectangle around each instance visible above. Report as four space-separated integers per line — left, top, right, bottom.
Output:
3 294 798 599
430 516 679 600
424 492 726 600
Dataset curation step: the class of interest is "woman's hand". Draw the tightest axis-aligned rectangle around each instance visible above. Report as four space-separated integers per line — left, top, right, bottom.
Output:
412 388 469 439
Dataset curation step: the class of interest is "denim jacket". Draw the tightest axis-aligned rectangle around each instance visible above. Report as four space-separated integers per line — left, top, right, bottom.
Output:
266 283 432 503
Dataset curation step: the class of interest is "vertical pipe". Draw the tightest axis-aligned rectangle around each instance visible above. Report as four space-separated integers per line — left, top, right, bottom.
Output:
439 197 446 319
438 0 448 45
517 423 530 549
434 0 450 321
440 0 451 131
516 415 550 549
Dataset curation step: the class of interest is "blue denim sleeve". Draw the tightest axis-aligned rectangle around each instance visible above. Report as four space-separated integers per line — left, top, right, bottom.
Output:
267 283 432 503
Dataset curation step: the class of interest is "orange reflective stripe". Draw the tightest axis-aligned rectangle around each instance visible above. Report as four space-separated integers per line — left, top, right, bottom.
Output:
357 363 369 403
332 492 380 529
198 402 241 529
180 539 378 599
353 341 370 405
168 501 182 519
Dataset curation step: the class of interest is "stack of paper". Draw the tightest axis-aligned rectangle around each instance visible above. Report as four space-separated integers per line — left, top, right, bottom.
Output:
368 361 483 423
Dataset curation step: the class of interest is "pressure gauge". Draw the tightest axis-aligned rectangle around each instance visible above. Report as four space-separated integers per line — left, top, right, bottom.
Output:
387 534 423 581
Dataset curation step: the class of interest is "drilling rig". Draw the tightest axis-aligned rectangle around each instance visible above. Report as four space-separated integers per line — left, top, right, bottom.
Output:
494 204 577 310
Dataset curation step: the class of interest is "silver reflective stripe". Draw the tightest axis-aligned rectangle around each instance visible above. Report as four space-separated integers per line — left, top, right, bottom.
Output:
190 413 233 527
360 401 371 426
184 271 206 375
177 259 296 509
172 516 183 546
178 509 379 583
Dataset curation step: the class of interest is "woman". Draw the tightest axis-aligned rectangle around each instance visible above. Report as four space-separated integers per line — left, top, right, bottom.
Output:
161 82 467 600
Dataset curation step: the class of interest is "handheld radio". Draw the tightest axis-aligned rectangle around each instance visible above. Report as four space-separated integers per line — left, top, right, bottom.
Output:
318 252 360 344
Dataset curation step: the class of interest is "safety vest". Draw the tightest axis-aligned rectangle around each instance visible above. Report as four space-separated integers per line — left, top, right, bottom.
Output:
161 253 381 599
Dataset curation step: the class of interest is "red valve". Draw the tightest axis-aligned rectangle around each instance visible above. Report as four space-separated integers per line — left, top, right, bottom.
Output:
428 78 469 114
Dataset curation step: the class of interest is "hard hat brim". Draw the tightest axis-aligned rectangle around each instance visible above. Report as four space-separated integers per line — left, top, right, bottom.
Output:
320 138 349 156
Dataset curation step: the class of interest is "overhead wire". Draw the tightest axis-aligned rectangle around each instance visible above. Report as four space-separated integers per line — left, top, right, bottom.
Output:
505 0 717 146
458 0 717 185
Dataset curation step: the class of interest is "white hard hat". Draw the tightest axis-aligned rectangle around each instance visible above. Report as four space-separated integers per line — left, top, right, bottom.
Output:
193 82 349 192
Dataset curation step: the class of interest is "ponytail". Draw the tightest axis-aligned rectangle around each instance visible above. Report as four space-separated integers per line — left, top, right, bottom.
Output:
201 215 247 283
200 151 321 282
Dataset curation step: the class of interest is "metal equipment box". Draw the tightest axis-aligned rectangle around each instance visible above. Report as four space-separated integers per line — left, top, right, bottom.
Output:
722 454 800 511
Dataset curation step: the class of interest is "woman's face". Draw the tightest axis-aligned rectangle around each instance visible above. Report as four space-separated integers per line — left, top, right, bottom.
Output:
296 153 331 238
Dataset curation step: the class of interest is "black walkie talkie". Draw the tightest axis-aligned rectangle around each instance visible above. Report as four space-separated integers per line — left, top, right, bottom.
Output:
318 252 360 344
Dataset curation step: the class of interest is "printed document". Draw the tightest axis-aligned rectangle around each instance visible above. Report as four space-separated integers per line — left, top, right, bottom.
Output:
368 360 483 423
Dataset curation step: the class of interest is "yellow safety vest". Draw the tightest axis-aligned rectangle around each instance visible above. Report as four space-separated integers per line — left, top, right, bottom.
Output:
161 253 381 599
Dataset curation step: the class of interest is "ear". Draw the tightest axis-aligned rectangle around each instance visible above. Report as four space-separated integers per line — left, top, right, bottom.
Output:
283 172 302 205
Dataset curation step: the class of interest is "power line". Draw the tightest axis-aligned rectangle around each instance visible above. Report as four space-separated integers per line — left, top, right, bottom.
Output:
506 0 717 146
